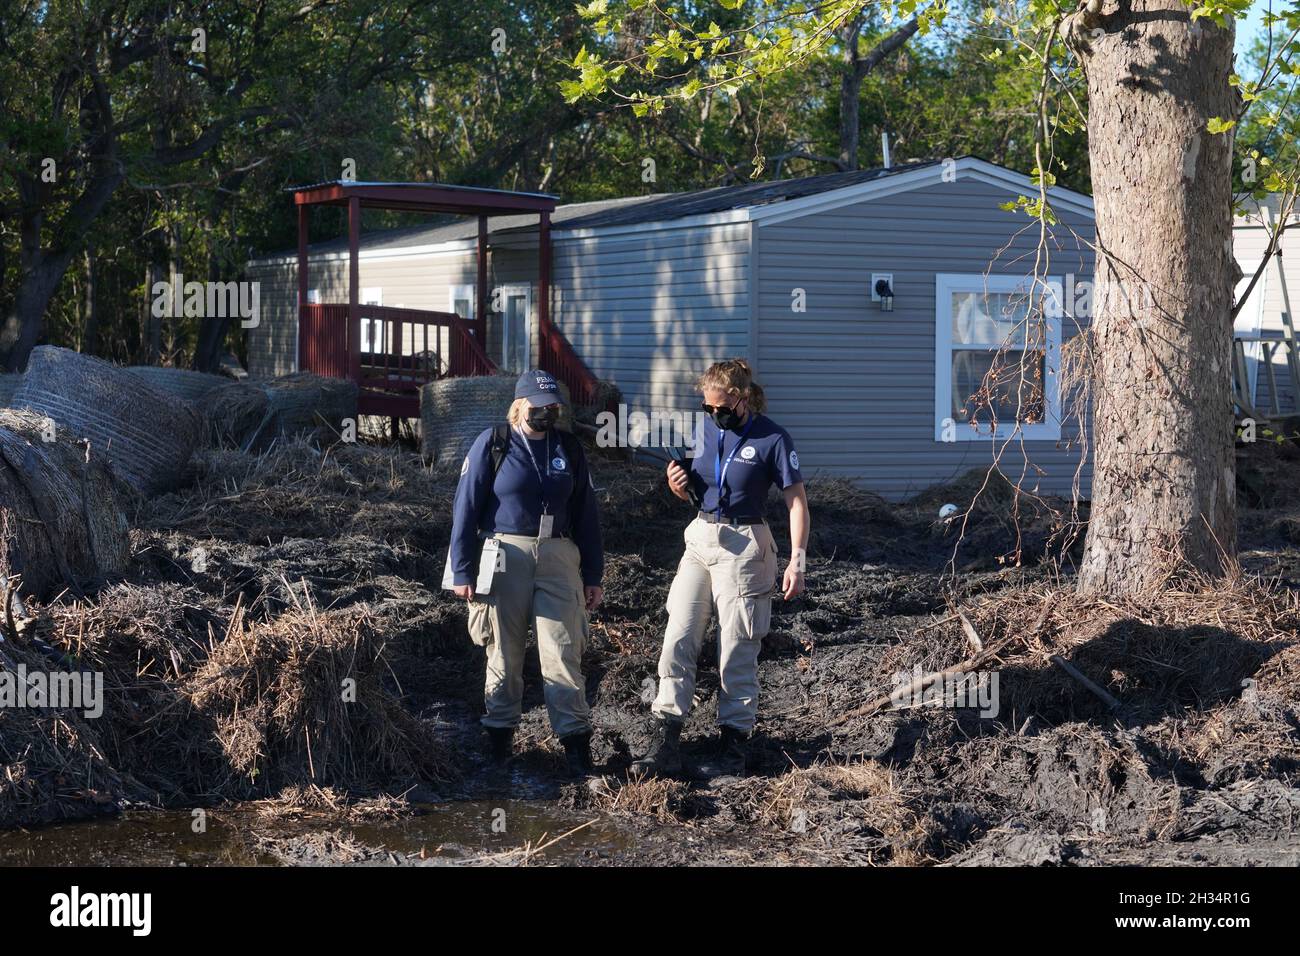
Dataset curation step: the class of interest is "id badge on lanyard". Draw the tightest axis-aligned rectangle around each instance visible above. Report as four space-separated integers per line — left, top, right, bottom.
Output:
715 417 756 517
519 425 555 539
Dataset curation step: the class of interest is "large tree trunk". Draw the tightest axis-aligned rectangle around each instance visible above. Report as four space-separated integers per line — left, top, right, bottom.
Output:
0 108 124 371
144 259 165 365
82 244 100 355
1 254 73 371
837 15 919 170
837 16 866 170
193 173 247 373
1072 3 1238 595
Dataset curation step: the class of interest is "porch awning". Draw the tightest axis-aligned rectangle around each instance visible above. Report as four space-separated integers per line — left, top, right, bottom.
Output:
288 180 558 217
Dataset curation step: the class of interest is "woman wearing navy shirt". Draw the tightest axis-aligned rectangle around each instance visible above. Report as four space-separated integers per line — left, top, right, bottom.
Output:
449 369 603 778
632 358 809 779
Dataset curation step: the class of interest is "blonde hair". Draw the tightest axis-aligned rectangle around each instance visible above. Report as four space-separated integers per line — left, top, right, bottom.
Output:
507 398 529 427
697 358 767 413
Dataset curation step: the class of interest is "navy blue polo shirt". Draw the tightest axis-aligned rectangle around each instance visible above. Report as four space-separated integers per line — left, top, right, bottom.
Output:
450 425 603 587
688 412 803 518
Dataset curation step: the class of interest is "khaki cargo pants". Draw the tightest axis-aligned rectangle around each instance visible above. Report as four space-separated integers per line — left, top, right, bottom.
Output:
651 517 779 733
467 533 591 739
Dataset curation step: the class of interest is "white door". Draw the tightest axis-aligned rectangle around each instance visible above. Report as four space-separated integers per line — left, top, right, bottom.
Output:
498 285 531 373
449 284 476 320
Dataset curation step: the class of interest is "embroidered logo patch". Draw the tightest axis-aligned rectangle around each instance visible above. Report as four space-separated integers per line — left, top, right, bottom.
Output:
552 456 567 471
741 445 757 460
789 450 799 469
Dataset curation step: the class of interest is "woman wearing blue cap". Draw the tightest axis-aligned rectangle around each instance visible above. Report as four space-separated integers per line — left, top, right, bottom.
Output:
448 369 604 778
631 358 809 780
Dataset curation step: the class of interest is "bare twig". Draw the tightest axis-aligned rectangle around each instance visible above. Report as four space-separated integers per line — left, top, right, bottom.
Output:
1048 654 1121 710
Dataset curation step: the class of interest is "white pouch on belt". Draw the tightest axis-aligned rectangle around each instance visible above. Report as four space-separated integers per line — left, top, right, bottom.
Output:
441 537 505 594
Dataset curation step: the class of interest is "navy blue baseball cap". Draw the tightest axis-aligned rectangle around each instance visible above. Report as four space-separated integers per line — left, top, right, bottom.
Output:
515 368 566 406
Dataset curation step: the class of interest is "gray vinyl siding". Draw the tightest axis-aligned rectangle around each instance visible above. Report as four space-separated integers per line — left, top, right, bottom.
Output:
754 176 1095 501
551 222 750 413
1233 220 1299 415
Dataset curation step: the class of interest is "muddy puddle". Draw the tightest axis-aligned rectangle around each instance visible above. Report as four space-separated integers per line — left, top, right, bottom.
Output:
0 801 632 867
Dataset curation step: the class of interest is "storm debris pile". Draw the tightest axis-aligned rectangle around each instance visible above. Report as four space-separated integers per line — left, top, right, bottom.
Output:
582 567 1299 865
0 436 463 828
0 408 130 599
1 409 1298 866
0 634 138 829
185 598 451 794
12 346 201 496
198 373 358 453
126 366 231 404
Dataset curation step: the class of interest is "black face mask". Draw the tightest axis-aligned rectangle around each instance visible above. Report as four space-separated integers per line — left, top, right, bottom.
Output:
526 405 559 431
709 403 745 431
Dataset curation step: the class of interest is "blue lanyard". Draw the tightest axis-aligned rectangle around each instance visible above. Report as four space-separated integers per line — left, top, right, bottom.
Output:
714 415 756 517
516 426 553 514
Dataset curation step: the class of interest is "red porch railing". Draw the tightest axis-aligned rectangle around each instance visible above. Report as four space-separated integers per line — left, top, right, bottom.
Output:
298 303 496 417
538 319 606 409
291 183 612 425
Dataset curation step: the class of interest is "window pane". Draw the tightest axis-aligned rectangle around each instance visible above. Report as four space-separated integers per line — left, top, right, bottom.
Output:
951 349 1045 423
952 290 1028 346
505 295 527 372
452 294 473 319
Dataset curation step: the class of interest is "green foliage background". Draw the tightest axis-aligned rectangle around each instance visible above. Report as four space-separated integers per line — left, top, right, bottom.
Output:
1 0 1100 367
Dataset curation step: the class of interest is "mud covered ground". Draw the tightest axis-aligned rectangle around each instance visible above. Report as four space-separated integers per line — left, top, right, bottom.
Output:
4 432 1299 866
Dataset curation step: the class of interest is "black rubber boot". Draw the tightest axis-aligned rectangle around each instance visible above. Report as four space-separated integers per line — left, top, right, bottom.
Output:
486 726 514 763
629 717 683 778
560 731 594 779
693 725 748 781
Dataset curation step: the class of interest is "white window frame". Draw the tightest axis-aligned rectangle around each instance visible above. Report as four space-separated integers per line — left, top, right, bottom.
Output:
360 286 384 353
496 284 532 371
449 284 477 320
934 273 1062 442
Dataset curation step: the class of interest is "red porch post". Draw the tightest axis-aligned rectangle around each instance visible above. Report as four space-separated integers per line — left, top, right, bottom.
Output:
348 195 361 384
476 215 489 347
538 210 551 369
297 205 308 370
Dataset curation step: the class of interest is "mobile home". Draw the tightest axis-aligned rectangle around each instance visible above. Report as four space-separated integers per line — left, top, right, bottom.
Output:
246 157 1099 499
